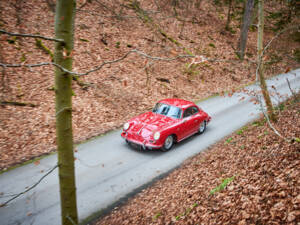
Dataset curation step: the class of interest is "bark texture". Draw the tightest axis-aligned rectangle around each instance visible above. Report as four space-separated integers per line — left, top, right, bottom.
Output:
54 0 78 224
257 0 276 122
236 0 254 60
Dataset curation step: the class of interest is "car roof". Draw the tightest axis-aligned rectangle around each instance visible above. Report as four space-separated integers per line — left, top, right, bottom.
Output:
158 98 196 110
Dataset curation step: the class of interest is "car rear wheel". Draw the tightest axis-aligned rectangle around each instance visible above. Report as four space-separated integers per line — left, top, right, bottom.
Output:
161 135 174 152
198 120 206 134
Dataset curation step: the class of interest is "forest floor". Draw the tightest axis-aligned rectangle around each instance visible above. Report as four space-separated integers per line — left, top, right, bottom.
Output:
0 0 299 170
95 96 300 225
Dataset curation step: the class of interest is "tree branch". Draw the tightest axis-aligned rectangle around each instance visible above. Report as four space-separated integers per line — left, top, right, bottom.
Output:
256 93 290 142
0 62 52 68
255 24 300 82
261 24 300 57
286 78 298 101
0 164 58 207
0 49 193 76
0 48 241 77
0 29 64 43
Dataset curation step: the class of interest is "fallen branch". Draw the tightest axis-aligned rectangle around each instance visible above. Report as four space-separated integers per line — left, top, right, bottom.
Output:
156 77 170 83
0 101 37 107
0 29 64 43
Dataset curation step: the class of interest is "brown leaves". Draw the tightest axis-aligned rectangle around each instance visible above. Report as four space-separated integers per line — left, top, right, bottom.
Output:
97 100 300 225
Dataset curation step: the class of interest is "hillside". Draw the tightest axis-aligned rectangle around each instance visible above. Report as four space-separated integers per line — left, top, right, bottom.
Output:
0 0 299 170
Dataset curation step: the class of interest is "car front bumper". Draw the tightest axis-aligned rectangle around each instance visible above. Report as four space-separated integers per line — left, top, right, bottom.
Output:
121 131 162 150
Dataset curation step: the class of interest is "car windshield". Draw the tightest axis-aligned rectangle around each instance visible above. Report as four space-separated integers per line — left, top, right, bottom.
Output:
152 103 182 119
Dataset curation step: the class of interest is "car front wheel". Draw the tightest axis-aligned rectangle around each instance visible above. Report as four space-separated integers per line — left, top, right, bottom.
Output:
161 135 174 152
198 120 206 134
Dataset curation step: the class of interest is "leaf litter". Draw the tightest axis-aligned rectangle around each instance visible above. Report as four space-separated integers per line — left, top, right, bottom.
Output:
96 98 300 225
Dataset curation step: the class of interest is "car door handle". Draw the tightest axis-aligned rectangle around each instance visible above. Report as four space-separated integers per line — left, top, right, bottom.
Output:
195 120 198 122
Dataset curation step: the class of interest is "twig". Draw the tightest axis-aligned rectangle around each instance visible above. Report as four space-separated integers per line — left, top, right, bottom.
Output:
1 48 242 77
256 94 289 142
66 215 77 225
56 107 72 117
76 157 104 168
0 49 193 76
0 29 64 43
0 62 52 68
255 24 300 82
261 24 300 57
0 164 58 207
286 78 298 101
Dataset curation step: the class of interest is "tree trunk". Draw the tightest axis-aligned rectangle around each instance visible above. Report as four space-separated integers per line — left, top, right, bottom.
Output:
257 0 276 122
54 0 78 225
46 0 56 13
236 0 254 60
225 0 233 31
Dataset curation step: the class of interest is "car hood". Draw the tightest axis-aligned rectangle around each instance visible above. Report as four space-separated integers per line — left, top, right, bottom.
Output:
127 112 177 138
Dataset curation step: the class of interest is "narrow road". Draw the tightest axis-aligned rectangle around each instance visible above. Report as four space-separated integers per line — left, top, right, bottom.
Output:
0 69 299 225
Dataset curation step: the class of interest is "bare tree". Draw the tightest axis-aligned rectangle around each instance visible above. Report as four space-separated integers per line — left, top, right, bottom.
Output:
257 0 276 122
54 0 78 224
236 0 255 60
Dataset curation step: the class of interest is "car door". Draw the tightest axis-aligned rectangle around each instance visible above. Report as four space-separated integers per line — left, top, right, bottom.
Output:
190 106 202 132
181 107 196 138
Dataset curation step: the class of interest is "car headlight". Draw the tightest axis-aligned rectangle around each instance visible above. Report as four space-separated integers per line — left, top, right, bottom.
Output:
123 122 130 130
153 132 160 140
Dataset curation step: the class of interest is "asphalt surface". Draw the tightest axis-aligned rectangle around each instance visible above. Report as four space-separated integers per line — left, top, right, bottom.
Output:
0 69 299 225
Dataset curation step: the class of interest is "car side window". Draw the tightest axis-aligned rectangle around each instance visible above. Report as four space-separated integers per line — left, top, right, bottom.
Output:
191 106 199 114
183 107 193 118
183 106 199 118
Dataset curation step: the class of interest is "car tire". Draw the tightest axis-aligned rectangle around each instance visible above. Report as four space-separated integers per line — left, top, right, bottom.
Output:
198 120 206 134
161 135 174 152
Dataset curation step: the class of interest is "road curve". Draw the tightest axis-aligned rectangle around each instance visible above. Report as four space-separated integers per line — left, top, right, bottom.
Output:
0 69 299 225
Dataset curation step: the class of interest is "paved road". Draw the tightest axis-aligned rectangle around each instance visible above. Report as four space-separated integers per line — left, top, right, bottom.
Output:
0 69 299 225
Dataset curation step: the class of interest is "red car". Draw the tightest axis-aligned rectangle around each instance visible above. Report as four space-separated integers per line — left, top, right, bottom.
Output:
121 98 211 151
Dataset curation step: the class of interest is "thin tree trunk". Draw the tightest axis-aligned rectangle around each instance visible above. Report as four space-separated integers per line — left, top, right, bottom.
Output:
257 0 276 122
225 0 232 31
46 0 56 13
236 0 254 60
54 0 78 224
0 2 9 95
